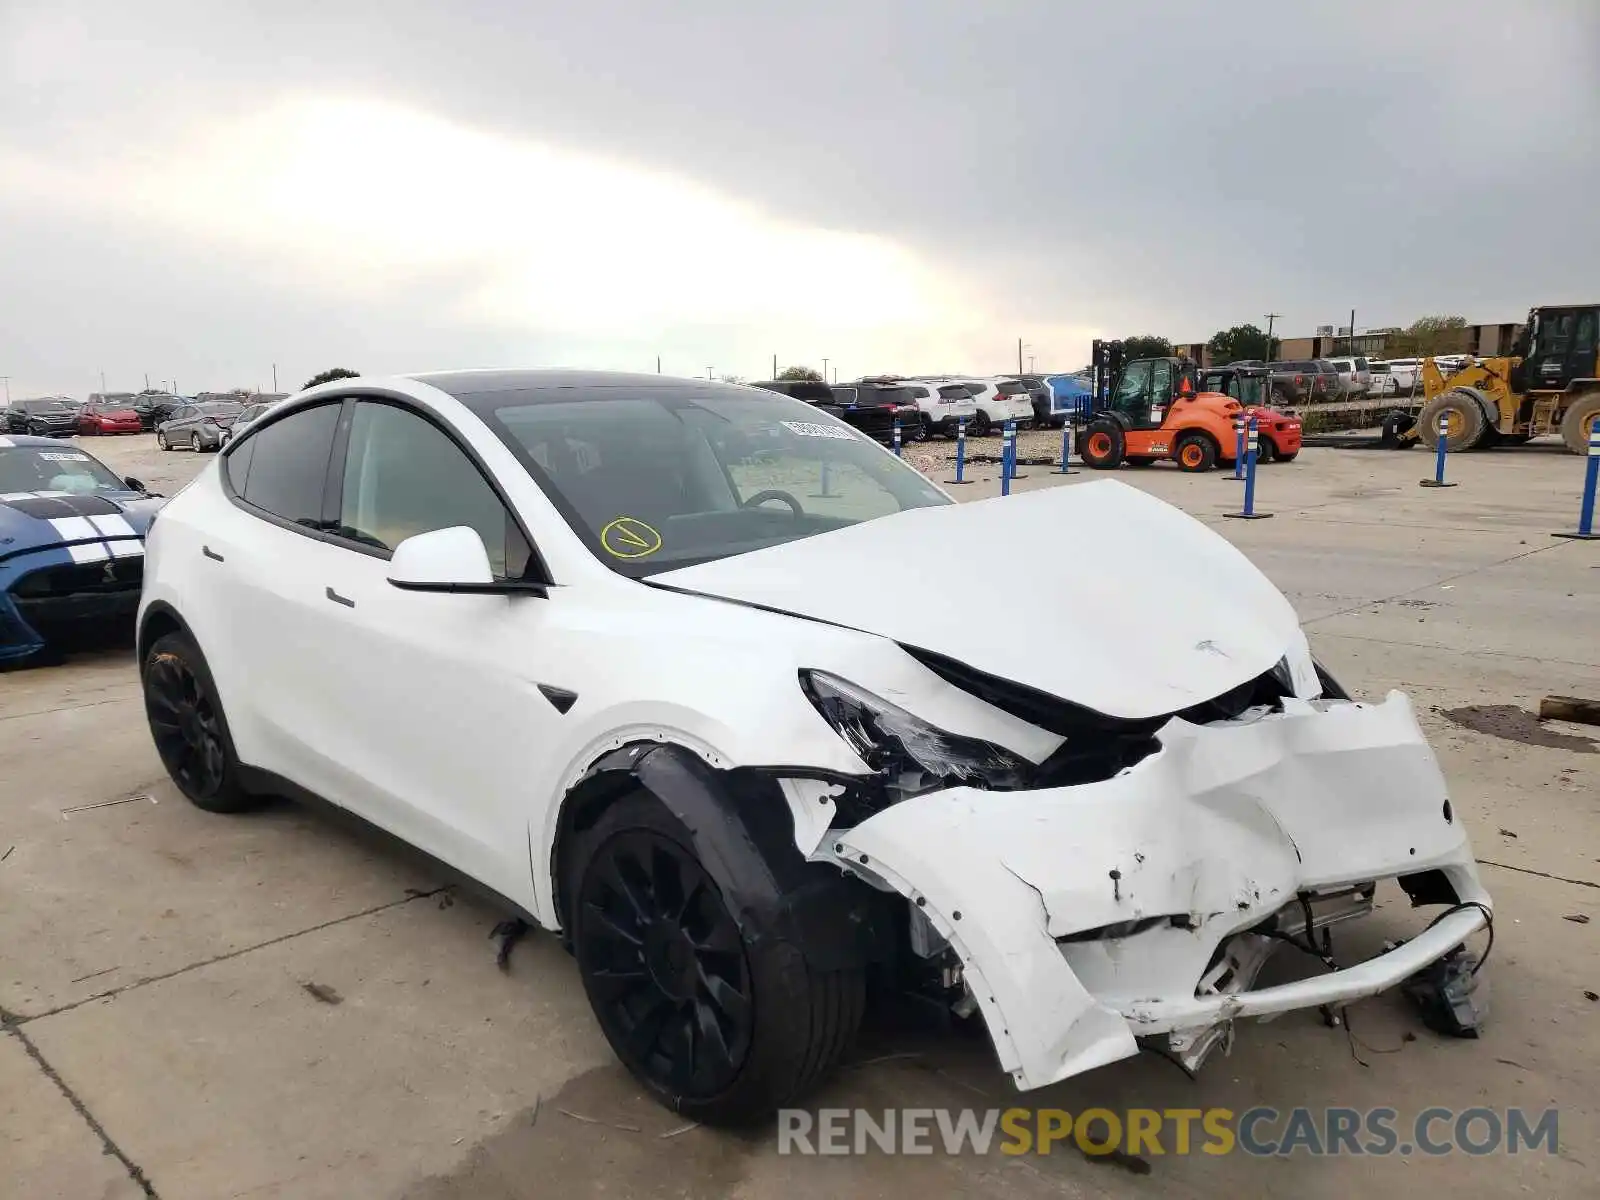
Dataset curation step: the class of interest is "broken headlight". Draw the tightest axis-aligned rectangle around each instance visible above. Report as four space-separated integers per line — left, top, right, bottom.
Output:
801 670 1030 803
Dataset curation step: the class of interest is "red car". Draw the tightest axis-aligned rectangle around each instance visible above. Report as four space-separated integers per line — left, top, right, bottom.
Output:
78 401 143 435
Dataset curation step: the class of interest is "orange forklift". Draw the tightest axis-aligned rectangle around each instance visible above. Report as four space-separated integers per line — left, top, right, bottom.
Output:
1080 341 1248 472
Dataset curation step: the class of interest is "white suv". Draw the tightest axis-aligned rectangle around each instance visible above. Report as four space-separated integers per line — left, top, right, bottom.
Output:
1324 357 1372 398
894 381 978 438
937 378 1032 435
137 369 1492 1125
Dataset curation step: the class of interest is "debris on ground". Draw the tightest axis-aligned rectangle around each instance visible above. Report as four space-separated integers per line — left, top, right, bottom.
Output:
1402 948 1487 1038
1 845 12 862
491 918 531 971
1585 991 1599 1002
302 982 344 1005
59 793 157 817
1439 705 1597 753
1539 696 1600 728
1565 914 1592 924
1499 828 1519 838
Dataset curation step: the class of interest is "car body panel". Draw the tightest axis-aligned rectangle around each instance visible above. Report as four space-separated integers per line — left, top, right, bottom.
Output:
655 480 1302 719
835 690 1487 1088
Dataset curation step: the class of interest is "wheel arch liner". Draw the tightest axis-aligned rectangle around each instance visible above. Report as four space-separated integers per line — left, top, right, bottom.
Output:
554 741 883 973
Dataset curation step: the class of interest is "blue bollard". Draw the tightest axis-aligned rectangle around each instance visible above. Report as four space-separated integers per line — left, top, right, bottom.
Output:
1001 419 1015 496
892 419 902 457
1554 424 1600 540
1054 422 1079 474
946 419 972 484
1225 417 1273 521
1227 416 1246 481
1420 414 1457 488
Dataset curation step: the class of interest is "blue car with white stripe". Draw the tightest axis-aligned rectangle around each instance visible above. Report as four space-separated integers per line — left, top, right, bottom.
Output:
0 435 164 663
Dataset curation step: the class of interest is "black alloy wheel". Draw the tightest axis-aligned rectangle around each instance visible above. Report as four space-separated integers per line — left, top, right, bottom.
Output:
577 827 754 1100
145 651 226 801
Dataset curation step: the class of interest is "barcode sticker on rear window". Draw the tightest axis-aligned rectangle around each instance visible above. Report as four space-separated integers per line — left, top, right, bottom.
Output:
780 420 854 440
39 452 90 462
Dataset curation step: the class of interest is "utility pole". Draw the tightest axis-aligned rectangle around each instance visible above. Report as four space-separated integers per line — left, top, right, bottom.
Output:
100 370 107 393
144 373 150 390
1028 355 1036 373
1348 309 1356 356
656 355 661 374
822 357 829 383
272 363 278 392
1263 313 1281 364
1017 337 1024 374
707 366 713 380
772 353 777 379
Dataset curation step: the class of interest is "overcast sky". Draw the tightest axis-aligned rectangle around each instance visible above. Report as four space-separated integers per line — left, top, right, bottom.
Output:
3 1 1596 397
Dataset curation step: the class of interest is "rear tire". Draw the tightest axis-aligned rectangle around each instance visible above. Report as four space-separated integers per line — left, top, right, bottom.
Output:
1276 451 1299 462
142 630 256 814
969 411 992 437
1174 432 1218 473
190 433 201 452
566 792 863 1127
1254 437 1276 464
156 431 170 451
1079 420 1125 469
1559 393 1600 455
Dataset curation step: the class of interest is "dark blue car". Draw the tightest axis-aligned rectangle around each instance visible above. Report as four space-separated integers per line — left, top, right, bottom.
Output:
0 435 164 663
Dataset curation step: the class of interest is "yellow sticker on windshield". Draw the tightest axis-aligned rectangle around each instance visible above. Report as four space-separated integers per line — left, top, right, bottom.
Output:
600 517 663 559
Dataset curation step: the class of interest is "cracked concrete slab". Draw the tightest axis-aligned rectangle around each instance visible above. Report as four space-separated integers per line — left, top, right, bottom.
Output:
0 1031 148 1199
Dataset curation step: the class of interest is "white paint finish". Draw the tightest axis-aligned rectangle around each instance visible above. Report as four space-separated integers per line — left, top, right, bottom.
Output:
108 539 144 558
387 525 494 586
138 372 1495 1096
835 693 1489 1091
658 479 1302 719
88 513 136 539
47 515 96 542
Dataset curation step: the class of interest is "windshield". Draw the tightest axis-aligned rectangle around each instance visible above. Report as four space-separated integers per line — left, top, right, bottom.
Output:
486 389 950 577
0 446 128 495
23 400 70 413
198 402 243 416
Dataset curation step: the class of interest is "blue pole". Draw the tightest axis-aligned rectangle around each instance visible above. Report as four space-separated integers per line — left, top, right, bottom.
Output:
1232 417 1246 480
1054 422 1078 474
1241 418 1258 515
1001 419 1014 497
1420 413 1458 488
1581 428 1600 536
892 419 902 457
1557 424 1600 539
948 419 969 485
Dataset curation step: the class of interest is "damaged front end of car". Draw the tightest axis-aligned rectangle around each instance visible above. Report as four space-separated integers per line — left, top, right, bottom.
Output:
792 652 1492 1091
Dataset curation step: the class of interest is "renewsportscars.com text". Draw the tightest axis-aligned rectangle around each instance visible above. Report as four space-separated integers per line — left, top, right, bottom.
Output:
778 1106 1559 1158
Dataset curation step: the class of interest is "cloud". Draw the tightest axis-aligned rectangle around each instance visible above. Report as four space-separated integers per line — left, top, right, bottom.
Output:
1 0 1596 395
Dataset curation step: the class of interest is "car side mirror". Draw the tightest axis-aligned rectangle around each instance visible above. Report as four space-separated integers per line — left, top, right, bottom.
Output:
123 476 146 492
387 526 545 596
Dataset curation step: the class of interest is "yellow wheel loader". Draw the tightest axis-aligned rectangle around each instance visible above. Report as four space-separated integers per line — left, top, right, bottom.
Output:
1381 304 1600 454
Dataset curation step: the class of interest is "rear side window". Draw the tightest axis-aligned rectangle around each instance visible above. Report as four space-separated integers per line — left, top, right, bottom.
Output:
997 381 1027 395
937 385 970 400
903 386 930 399
830 388 858 404
238 402 340 528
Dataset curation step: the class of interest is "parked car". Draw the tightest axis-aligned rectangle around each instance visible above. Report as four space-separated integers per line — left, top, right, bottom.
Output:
1382 359 1421 393
938 378 1032 435
5 397 80 437
889 381 978 438
137 369 1493 1124
1043 374 1093 426
156 401 245 452
1009 375 1056 427
1324 357 1372 398
1262 360 1335 404
220 399 280 446
129 392 184 431
77 399 144 436
827 383 925 443
0 436 162 663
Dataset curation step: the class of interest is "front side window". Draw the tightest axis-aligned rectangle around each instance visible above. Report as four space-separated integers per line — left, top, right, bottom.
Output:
238 402 340 528
485 389 949 576
336 402 532 579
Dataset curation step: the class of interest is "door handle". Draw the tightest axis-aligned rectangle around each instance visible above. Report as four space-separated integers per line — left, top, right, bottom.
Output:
325 586 355 609
202 545 225 562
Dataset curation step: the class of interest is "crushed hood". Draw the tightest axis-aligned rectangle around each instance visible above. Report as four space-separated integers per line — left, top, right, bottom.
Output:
654 480 1301 720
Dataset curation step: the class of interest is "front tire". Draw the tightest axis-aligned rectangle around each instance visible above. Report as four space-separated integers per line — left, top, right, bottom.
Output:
1559 393 1600 455
1079 419 1125 469
142 630 256 813
567 792 862 1126
1174 432 1218 472
190 433 201 452
156 431 170 451
1418 388 1490 451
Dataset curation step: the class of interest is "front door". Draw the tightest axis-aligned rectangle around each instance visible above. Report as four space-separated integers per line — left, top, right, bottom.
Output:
311 398 557 908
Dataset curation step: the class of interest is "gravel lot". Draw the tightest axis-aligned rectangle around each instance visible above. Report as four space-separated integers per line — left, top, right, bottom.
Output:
3 430 1597 1199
